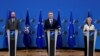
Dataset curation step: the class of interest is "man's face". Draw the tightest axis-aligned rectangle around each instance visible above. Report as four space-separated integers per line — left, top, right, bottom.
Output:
11 12 16 18
48 12 53 19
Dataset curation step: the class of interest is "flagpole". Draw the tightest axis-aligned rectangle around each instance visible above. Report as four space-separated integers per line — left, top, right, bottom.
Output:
24 9 31 55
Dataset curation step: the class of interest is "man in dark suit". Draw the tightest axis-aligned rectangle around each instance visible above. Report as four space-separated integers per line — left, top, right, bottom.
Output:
6 12 19 30
44 11 58 56
6 11 19 56
44 12 57 30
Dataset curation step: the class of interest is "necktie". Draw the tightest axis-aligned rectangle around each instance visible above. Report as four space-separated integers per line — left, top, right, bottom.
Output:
50 20 53 25
12 19 15 26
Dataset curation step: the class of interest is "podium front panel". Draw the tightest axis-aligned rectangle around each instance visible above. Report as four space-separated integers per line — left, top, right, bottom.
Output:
10 31 15 56
87 30 97 56
7 30 18 56
46 30 58 56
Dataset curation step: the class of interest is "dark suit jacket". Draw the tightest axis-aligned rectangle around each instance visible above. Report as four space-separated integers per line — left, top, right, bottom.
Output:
44 19 57 30
6 19 19 30
44 19 58 51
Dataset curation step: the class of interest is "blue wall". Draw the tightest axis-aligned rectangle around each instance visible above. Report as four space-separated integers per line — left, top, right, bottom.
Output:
0 0 100 49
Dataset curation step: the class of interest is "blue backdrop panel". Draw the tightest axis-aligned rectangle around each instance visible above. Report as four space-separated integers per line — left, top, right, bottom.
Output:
0 0 100 49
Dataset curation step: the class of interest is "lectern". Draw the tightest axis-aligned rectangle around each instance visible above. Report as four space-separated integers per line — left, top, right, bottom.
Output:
46 29 58 56
7 30 18 56
86 30 97 56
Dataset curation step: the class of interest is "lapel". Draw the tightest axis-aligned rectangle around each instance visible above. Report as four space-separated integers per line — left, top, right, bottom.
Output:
47 19 50 26
10 19 16 26
48 19 53 27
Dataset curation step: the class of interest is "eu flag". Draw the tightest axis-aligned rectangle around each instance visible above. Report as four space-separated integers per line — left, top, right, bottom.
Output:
68 12 75 48
57 11 62 48
36 11 45 48
8 10 11 19
23 10 31 48
87 11 92 17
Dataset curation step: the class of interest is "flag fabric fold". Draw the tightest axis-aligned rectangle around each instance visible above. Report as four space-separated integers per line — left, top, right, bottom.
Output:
57 11 63 48
68 12 75 48
23 10 31 48
87 11 91 17
8 10 11 19
36 11 45 48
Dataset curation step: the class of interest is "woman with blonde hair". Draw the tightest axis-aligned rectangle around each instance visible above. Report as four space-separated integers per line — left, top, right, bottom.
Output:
83 17 95 56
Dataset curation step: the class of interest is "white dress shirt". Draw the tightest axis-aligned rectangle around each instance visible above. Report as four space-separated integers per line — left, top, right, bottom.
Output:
11 18 15 22
49 19 53 25
83 24 95 36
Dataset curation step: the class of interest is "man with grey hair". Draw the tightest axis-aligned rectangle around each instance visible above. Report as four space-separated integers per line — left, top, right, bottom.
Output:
44 11 57 30
6 11 19 56
44 11 58 56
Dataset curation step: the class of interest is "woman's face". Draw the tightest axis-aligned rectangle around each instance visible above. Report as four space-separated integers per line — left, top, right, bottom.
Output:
87 17 92 25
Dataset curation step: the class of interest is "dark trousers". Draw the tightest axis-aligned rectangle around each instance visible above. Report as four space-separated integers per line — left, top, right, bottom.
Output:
84 36 87 56
89 37 94 56
50 37 55 56
10 36 15 56
45 34 48 51
84 36 94 56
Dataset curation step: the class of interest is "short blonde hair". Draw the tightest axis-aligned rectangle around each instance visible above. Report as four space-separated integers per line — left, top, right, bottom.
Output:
86 17 93 24
11 11 16 15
